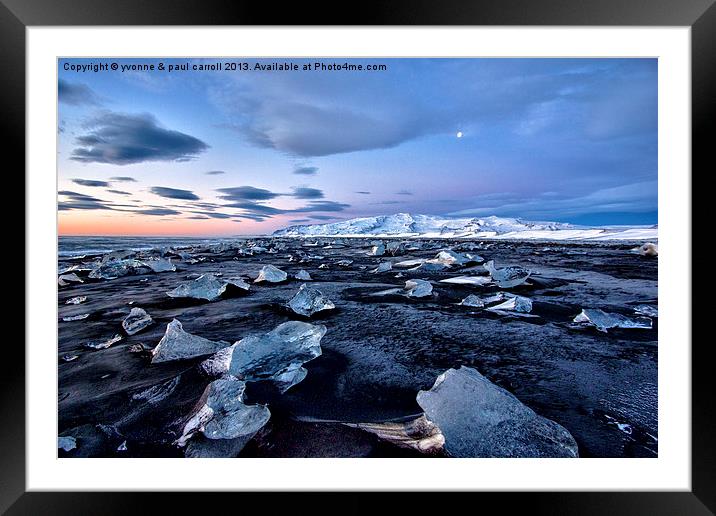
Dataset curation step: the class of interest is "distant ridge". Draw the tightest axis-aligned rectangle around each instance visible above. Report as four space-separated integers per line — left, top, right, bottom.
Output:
273 213 658 241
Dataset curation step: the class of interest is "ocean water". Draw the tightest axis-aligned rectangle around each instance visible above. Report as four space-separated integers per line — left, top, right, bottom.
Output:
58 236 243 257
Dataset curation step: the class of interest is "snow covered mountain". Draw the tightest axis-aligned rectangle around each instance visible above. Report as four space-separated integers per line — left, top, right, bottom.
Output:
272 213 658 241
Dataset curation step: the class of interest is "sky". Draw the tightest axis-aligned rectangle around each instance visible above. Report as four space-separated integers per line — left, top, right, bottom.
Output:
57 58 657 236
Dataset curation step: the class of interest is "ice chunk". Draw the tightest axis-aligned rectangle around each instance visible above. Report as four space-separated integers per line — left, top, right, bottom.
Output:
371 261 393 273
270 363 309 394
65 296 87 305
347 415 445 455
417 367 579 458
634 304 658 318
394 258 426 268
486 295 533 313
573 309 652 333
184 434 255 458
177 376 270 447
122 307 153 335
439 275 492 286
202 322 325 389
117 440 128 451
459 294 485 308
254 264 288 283
336 259 353 267
58 436 77 452
408 261 450 272
151 319 228 363
369 244 386 256
63 313 90 321
58 273 84 286
287 284 336 317
167 274 228 301
434 250 483 266
225 277 251 291
405 279 433 298
61 354 78 362
85 333 123 350
631 242 658 257
483 260 531 288
88 259 149 280
143 257 175 273
294 269 312 281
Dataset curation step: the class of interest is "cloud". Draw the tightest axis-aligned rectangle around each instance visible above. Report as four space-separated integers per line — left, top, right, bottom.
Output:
293 166 318 175
217 186 280 201
58 80 101 106
106 189 131 195
292 201 350 213
72 179 111 187
150 186 200 200
448 180 657 220
71 112 209 165
309 215 338 220
110 176 137 182
58 190 129 211
208 59 656 160
289 218 311 223
395 190 413 195
291 187 324 200
355 191 371 195
134 208 182 216
189 210 232 219
206 170 226 175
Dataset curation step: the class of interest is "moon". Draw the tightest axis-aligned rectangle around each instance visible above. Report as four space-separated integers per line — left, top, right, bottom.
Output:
456 131 463 138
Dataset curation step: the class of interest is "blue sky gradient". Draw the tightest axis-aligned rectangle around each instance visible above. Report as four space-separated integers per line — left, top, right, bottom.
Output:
58 58 657 236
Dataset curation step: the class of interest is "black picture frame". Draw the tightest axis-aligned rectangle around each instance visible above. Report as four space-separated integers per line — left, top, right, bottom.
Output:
3 0 712 514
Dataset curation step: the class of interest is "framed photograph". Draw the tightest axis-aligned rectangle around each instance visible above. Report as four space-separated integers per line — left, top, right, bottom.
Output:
6 0 712 513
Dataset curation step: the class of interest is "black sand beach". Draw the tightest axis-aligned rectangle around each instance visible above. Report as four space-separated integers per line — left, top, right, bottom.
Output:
58 238 657 458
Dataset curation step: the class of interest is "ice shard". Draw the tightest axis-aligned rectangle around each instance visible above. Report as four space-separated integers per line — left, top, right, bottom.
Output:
225 277 251 291
122 307 153 335
58 273 84 286
483 260 531 288
347 415 445 455
405 279 433 298
417 367 579 458
369 243 386 256
408 261 450 272
63 313 90 321
254 264 288 283
439 275 492 286
459 294 485 308
84 333 123 350
486 295 533 313
167 274 228 301
573 309 652 333
177 376 270 447
65 296 87 305
371 261 393 273
131 375 181 405
58 436 77 452
143 257 176 273
88 259 149 280
433 250 483 266
287 284 336 317
151 319 228 363
634 304 658 318
294 269 312 281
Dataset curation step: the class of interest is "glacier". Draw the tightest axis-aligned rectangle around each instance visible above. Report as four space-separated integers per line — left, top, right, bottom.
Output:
273 212 657 241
